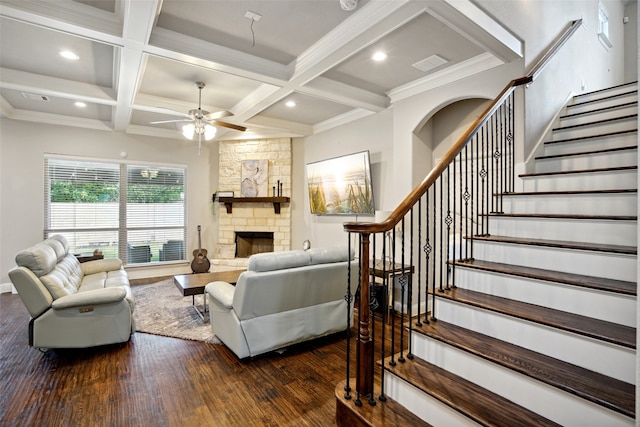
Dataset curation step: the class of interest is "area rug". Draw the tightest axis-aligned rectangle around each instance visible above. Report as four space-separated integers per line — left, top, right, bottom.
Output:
131 279 220 344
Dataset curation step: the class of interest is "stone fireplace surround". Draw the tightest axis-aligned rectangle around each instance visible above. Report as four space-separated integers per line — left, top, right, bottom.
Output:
213 138 292 267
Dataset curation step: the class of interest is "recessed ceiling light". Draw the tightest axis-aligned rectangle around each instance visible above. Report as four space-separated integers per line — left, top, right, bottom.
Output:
74 101 87 108
285 101 296 108
372 51 387 62
59 50 79 60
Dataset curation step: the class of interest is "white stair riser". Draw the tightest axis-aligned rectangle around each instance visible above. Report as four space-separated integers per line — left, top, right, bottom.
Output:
551 119 636 140
383 375 481 427
559 105 637 127
534 149 637 173
543 132 637 156
569 91 637 111
487 216 638 246
502 192 637 216
472 240 636 282
410 335 634 427
520 169 637 192
435 298 635 383
453 267 637 327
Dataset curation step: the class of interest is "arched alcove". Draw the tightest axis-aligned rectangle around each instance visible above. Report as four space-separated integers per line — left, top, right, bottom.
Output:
411 98 491 187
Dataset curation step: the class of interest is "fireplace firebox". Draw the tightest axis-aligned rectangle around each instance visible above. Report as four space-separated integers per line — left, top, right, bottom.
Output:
235 232 274 258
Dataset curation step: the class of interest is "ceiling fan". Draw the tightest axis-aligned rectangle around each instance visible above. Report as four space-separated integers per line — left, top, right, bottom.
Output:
150 81 246 153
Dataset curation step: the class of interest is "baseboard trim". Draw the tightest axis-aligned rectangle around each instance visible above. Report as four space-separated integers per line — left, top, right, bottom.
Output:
0 282 15 294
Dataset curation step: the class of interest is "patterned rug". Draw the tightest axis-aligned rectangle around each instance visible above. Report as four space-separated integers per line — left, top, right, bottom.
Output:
131 279 221 343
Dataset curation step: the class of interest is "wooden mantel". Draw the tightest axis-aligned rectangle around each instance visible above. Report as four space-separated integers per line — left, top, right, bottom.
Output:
219 197 290 214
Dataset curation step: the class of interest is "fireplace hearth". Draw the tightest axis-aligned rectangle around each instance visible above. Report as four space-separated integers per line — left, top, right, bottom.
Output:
235 231 274 258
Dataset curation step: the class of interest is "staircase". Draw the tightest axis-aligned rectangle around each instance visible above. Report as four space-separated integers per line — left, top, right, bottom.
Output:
345 82 638 426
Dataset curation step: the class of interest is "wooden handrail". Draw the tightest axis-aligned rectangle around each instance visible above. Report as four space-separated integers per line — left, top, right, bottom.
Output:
344 19 582 235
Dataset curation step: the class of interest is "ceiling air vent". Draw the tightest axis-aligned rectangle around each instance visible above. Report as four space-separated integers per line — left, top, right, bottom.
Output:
412 54 448 72
21 92 50 102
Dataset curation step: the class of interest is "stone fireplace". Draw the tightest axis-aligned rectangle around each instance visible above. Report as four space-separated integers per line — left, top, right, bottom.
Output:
214 138 292 261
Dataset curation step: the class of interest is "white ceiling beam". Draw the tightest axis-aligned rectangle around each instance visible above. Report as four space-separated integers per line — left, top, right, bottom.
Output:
0 68 117 105
231 1 422 124
425 0 523 63
0 1 123 45
112 0 162 131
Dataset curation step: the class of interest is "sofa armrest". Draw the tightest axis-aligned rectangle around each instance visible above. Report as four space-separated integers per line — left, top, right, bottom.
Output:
81 258 123 275
205 281 235 309
51 287 126 310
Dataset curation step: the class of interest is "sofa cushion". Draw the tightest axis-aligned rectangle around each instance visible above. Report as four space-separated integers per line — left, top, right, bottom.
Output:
44 238 67 262
247 250 310 272
307 246 354 265
39 256 84 299
15 243 57 277
48 234 70 254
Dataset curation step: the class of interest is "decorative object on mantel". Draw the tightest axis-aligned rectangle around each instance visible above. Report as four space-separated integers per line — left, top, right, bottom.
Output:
219 196 290 214
241 159 268 197
303 240 311 251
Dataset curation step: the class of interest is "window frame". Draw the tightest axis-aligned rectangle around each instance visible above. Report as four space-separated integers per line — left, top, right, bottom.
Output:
44 155 188 266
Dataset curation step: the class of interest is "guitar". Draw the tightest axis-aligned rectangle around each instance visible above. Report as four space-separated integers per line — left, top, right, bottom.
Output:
191 225 210 273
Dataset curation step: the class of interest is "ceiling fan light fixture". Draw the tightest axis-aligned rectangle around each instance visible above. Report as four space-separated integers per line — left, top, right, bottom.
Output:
204 124 217 140
340 0 358 11
182 123 195 140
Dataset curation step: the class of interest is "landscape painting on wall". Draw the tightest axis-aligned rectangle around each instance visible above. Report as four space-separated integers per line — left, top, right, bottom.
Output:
241 159 269 197
306 151 374 215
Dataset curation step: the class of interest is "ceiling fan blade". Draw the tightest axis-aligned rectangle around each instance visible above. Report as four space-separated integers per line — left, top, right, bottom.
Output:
205 110 233 120
208 120 247 132
154 107 193 119
150 119 193 124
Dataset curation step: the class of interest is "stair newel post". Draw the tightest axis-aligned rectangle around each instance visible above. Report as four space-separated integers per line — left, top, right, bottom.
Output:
355 232 375 403
343 232 353 400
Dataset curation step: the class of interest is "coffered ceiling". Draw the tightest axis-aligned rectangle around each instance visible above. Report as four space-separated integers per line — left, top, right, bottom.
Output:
0 0 521 142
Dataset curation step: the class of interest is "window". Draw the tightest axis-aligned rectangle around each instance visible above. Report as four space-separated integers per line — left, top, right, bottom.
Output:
44 157 186 265
598 3 613 48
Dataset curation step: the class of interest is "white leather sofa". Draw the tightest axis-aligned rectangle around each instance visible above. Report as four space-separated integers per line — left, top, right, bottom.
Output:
9 235 135 349
205 246 355 359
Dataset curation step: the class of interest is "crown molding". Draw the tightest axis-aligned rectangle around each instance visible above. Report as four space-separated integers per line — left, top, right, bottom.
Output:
313 108 375 134
388 53 503 103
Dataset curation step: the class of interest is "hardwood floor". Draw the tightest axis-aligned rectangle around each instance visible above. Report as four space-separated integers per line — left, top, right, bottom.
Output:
0 291 358 427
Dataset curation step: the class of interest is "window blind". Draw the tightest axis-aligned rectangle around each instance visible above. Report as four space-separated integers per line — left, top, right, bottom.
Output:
44 157 187 265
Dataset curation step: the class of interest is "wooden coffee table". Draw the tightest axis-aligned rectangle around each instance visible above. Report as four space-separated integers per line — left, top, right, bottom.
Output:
173 269 245 321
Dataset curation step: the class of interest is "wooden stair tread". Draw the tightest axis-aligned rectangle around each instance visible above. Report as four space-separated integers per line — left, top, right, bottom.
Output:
453 259 637 296
335 379 432 427
411 320 636 418
439 288 636 349
383 356 561 427
472 234 637 255
519 165 637 178
502 188 637 196
535 144 637 161
552 113 637 132
543 128 638 146
570 88 637 107
560 101 637 120
484 212 637 221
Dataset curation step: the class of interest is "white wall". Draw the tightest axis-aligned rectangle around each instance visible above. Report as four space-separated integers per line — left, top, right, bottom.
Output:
294 109 394 249
477 0 631 159
0 119 214 283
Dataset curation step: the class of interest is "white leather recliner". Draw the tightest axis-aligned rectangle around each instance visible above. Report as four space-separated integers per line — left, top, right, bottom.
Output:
9 235 135 349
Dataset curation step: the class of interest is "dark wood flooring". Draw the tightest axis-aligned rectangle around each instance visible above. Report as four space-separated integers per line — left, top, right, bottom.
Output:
0 290 367 427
